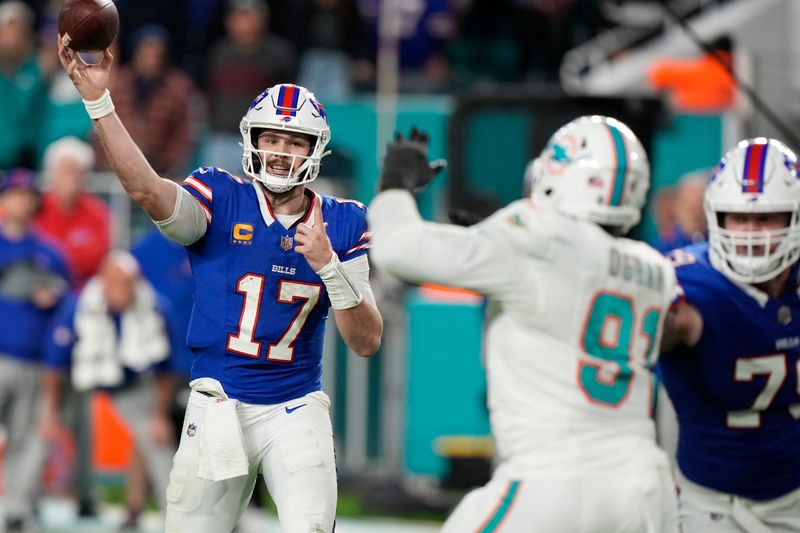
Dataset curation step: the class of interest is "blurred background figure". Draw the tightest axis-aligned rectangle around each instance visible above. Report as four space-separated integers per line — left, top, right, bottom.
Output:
0 168 70 532
131 225 195 432
94 24 200 179
37 136 111 287
296 0 372 101
0 1 47 170
34 135 111 518
515 0 580 82
41 251 177 531
648 36 736 114
360 0 455 93
204 0 296 173
650 169 709 253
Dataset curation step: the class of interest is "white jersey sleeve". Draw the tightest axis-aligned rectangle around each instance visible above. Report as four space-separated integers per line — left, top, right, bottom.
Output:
368 190 526 301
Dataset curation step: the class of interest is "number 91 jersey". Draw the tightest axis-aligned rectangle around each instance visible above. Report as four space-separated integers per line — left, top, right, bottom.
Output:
180 167 370 404
476 201 677 476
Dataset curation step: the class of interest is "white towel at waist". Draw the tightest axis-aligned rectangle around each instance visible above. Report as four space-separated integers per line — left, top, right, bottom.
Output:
192 378 249 481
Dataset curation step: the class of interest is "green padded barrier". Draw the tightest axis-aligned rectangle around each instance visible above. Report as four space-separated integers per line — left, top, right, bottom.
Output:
404 289 490 477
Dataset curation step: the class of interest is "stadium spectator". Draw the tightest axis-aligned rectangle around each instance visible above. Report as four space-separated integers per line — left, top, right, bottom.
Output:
132 226 195 428
113 0 188 68
94 24 200 178
0 168 70 532
34 135 111 517
0 1 47 170
204 0 296 173
36 136 111 287
296 0 373 101
41 250 177 530
650 169 709 253
360 0 455 93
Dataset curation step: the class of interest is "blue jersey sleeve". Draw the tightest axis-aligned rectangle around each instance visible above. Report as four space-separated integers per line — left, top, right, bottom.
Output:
666 244 729 324
325 196 369 262
180 167 247 233
43 294 79 370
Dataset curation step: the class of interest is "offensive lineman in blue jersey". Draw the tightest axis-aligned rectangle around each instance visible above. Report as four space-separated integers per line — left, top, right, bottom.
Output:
58 37 383 533
660 138 800 532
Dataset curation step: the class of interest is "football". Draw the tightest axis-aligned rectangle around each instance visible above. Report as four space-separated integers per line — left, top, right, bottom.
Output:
58 0 119 52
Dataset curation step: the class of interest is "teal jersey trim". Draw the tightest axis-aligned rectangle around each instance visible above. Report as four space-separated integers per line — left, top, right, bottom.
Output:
607 125 628 207
479 481 520 532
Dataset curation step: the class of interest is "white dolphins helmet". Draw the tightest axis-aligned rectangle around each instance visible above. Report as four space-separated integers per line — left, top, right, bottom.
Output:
705 137 800 284
529 115 650 234
239 84 331 193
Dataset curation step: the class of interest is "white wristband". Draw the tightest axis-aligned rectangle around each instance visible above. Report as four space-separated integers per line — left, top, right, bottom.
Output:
83 89 115 120
317 254 363 310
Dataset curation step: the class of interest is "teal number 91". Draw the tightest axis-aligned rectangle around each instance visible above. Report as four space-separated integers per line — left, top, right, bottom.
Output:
579 292 661 407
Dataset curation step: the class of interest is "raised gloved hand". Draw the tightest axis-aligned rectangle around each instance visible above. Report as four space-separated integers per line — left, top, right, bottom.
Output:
378 127 447 193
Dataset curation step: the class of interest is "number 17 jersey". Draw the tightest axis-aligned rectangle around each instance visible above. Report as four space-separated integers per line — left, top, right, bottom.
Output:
181 167 370 404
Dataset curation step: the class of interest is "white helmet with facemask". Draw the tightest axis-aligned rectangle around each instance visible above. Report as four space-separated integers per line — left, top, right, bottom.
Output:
705 138 800 284
240 84 331 193
529 115 650 234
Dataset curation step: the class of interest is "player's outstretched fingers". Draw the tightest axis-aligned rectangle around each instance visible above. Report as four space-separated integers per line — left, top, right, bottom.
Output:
312 194 326 231
100 47 114 68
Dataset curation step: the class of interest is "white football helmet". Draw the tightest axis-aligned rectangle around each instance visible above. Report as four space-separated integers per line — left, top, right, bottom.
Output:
705 138 800 284
239 84 331 193
529 115 650 234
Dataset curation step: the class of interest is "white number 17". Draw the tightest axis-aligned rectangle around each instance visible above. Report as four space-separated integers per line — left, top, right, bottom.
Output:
226 274 322 362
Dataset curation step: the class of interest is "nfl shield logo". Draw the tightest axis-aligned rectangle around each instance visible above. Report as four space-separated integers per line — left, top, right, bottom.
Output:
778 305 792 326
281 235 294 251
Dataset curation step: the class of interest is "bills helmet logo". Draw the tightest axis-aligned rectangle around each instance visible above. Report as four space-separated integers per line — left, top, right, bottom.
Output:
309 98 328 123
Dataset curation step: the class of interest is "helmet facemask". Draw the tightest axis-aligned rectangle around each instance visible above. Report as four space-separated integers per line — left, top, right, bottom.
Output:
705 138 800 284
708 210 800 284
242 128 322 193
239 84 331 193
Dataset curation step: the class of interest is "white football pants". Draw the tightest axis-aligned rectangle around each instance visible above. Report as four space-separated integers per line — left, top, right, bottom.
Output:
164 388 337 533
440 452 679 533
677 470 800 533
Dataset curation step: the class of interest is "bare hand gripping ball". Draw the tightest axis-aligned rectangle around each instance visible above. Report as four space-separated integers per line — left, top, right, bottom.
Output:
58 0 119 52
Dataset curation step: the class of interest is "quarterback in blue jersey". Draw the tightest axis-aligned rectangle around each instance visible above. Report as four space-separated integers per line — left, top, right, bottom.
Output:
59 37 382 533
661 138 800 532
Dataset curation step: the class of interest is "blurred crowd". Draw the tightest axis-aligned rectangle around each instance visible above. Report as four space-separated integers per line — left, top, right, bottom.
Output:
0 0 612 175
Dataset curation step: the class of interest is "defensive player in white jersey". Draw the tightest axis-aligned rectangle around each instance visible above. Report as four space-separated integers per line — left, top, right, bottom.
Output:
58 41 382 533
369 119 679 533
660 138 800 532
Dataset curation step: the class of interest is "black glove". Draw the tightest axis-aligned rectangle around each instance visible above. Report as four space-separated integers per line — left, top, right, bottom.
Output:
378 127 447 193
448 208 485 226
